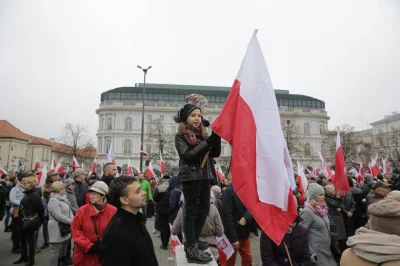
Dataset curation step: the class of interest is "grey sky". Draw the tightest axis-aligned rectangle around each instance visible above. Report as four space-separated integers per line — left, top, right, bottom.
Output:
1 0 399 142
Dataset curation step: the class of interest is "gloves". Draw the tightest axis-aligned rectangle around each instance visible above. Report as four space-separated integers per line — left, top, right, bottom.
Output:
88 239 101 254
205 131 220 146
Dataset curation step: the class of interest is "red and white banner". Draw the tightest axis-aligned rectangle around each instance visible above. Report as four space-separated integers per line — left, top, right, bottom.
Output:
216 234 234 264
72 156 80 168
211 30 297 245
333 130 350 196
34 158 41 171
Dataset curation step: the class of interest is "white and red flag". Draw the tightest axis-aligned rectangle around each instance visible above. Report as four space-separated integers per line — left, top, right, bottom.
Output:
140 151 148 157
34 158 41 171
211 30 297 245
91 157 97 173
0 166 8 175
370 155 380 177
216 234 235 264
146 161 155 178
358 162 365 184
215 165 225 182
160 152 165 176
50 156 56 171
55 162 65 174
38 164 48 187
333 130 350 196
107 143 115 164
127 158 133 176
72 156 80 168
319 152 333 179
382 157 391 174
296 161 308 206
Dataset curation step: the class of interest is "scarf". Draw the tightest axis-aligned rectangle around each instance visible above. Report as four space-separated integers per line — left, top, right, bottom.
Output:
307 202 328 217
347 227 400 263
184 127 206 145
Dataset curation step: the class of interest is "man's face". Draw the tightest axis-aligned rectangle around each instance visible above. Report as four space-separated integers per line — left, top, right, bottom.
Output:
51 174 59 181
325 187 336 196
105 165 117 177
376 187 391 197
121 182 147 209
138 173 144 181
75 174 86 182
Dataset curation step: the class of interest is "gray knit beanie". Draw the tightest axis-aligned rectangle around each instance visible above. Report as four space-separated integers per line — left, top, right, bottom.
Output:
306 183 325 199
364 174 373 183
368 199 400 236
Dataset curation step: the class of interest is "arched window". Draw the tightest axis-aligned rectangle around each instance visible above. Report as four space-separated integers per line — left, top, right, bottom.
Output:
107 118 112 130
124 139 132 154
304 123 310 135
98 137 103 153
125 117 133 130
305 143 311 156
321 141 326 157
106 139 111 153
100 118 105 129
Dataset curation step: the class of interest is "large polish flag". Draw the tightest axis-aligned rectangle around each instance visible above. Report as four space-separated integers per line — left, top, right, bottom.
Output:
72 156 80 168
211 30 297 245
333 130 350 195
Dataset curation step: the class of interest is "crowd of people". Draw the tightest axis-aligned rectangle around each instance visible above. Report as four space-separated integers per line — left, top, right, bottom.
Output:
1 93 400 266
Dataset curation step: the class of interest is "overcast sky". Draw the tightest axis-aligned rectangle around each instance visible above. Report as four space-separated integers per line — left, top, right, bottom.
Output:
1 0 399 141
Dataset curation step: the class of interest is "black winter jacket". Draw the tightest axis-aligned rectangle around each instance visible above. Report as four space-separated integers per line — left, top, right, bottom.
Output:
175 133 221 183
20 187 44 226
221 185 253 243
100 208 158 266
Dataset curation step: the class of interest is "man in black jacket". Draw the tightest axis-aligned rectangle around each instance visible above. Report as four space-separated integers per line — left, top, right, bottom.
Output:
100 177 158 266
221 184 253 266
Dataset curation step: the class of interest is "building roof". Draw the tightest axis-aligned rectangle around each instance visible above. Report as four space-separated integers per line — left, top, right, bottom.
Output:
0 120 96 158
370 112 400 126
101 83 325 104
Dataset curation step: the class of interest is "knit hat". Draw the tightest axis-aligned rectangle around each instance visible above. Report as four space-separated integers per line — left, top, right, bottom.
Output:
63 178 75 187
211 185 221 194
88 181 109 195
306 183 325 199
73 168 87 177
174 104 200 123
368 199 400 236
364 174 373 183
185 94 208 108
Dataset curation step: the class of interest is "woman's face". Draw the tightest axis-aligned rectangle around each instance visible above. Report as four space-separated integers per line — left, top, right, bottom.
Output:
314 194 325 203
23 182 33 190
90 191 104 205
186 109 202 128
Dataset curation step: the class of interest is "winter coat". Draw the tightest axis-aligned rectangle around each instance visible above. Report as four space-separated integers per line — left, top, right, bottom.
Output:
20 187 44 231
171 203 223 260
341 191 356 236
341 248 399 266
100 175 114 187
300 205 336 266
48 193 74 243
360 182 374 198
74 180 88 207
0 180 6 220
9 182 24 215
72 203 117 266
260 223 311 266
153 180 170 215
168 176 181 223
65 187 79 214
100 208 158 266
175 132 221 183
325 194 347 240
221 185 253 243
213 191 223 212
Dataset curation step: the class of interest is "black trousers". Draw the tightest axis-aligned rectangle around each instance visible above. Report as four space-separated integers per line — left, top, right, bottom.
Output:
157 212 171 247
21 229 35 262
11 217 22 249
182 180 210 244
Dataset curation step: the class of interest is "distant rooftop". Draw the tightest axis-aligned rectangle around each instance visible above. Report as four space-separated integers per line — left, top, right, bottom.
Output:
370 112 400 126
101 83 326 110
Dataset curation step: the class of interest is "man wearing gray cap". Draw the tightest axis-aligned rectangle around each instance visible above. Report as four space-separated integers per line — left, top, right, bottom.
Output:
73 169 88 208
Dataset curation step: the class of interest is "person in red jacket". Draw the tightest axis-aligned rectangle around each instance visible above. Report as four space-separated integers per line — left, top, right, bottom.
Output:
71 181 116 266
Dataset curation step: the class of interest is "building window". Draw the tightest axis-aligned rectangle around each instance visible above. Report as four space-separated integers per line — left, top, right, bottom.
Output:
106 139 111 153
305 143 311 156
171 126 176 134
147 125 152 133
125 117 133 130
123 139 132 154
160 115 164 121
98 137 103 153
321 141 326 157
146 144 152 154
41 149 45 160
159 126 164 134
304 123 310 135
107 118 112 130
100 118 105 130
147 115 152 122
319 123 324 134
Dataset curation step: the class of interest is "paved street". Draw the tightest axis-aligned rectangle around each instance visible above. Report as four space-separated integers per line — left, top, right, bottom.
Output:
0 219 262 266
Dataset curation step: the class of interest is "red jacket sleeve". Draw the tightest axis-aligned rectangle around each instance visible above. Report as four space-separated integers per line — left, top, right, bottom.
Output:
71 207 94 253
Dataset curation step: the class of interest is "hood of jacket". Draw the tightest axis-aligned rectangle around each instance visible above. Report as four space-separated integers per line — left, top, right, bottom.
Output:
16 182 25 192
167 176 180 193
347 227 400 264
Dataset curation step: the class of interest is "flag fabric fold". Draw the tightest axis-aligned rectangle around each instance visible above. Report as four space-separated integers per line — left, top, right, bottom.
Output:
333 130 350 196
146 162 155 178
34 158 41 172
211 30 297 245
72 156 80 168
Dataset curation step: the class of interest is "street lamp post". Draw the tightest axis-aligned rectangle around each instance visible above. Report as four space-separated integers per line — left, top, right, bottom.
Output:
137 65 152 172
